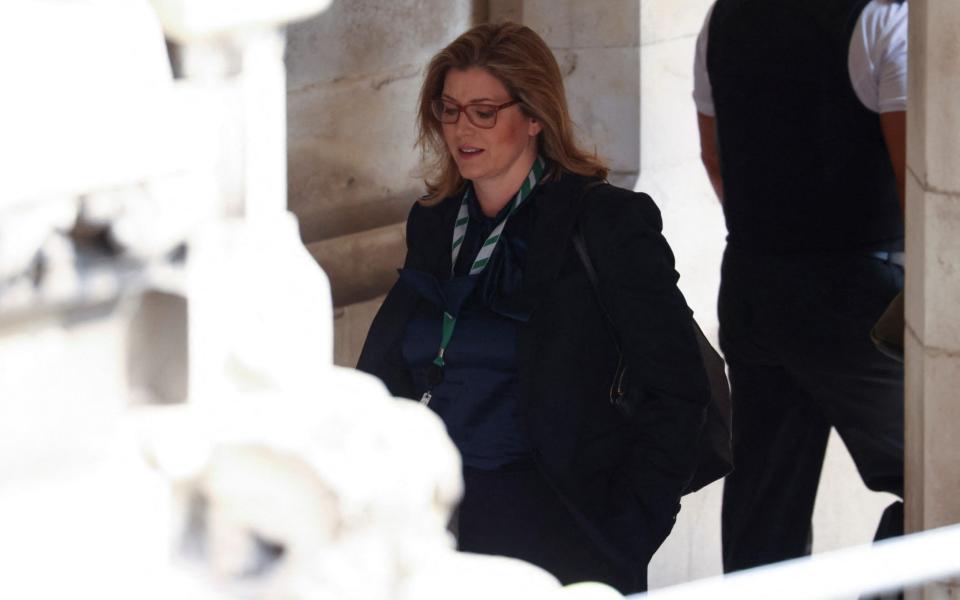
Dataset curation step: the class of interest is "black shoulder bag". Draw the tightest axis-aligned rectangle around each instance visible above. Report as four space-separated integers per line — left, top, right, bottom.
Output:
571 192 733 495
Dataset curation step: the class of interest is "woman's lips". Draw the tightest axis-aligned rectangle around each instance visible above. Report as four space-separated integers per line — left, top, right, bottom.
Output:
458 147 484 159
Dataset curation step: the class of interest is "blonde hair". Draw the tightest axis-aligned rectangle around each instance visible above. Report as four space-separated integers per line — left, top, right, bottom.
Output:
416 22 609 204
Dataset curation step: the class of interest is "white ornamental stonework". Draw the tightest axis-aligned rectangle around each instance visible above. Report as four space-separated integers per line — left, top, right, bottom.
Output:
0 1 627 598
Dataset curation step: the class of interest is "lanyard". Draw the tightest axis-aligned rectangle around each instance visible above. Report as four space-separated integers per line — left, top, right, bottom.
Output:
420 156 546 405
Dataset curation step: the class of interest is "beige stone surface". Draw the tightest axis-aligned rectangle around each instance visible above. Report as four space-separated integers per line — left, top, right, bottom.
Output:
334 295 386 368
905 170 926 341
637 161 725 333
911 0 960 194
649 479 723 586
286 2 472 244
285 1 471 91
488 0 522 24
918 347 960 530
913 580 960 600
518 0 640 182
906 325 960 533
306 222 404 308
563 46 640 176
906 185 960 353
905 8 960 597
640 37 702 172
524 0 638 49
813 432 900 554
641 0 714 46
917 192 960 352
127 291 188 405
904 326 925 536
288 76 421 243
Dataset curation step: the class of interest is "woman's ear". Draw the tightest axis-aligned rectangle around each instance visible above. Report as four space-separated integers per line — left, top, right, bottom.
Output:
528 118 542 137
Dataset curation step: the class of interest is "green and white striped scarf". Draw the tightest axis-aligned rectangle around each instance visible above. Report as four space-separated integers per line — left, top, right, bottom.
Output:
450 155 547 277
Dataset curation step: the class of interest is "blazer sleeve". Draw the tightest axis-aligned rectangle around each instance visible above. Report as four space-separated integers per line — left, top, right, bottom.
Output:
580 188 712 559
355 202 425 395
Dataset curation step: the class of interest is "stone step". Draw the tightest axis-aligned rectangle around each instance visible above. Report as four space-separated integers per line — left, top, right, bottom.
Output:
332 294 386 367
305 221 404 308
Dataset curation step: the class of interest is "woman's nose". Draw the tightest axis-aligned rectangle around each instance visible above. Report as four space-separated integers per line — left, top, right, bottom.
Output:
455 112 476 134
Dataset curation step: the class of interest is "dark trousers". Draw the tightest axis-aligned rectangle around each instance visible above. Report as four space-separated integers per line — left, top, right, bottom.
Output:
718 247 904 573
456 463 642 593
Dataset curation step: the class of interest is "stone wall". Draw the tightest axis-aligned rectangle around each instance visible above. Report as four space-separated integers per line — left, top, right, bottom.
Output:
287 2 475 243
512 0 641 186
904 1 960 598
286 1 477 366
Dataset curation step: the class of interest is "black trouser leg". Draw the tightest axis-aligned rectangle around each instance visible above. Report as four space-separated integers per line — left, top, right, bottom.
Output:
719 249 904 573
721 360 831 572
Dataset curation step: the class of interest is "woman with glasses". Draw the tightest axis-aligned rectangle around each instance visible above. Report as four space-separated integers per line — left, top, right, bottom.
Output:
357 22 710 593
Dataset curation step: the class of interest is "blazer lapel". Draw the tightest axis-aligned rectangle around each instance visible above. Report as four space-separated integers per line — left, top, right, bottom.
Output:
412 195 461 278
522 174 591 299
410 176 593 313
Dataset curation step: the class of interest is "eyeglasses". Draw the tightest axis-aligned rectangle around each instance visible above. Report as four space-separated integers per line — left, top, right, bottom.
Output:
431 98 521 129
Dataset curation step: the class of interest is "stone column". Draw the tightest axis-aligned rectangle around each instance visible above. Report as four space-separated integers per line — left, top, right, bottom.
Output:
904 1 960 598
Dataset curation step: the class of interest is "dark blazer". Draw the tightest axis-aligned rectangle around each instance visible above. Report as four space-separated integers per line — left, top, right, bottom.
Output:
357 172 711 585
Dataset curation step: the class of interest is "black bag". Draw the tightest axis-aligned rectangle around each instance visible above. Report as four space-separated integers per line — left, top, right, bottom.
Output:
572 221 733 496
870 290 904 362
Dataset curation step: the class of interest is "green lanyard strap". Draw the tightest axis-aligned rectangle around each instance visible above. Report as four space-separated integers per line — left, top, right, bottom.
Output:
433 311 456 368
420 157 546 405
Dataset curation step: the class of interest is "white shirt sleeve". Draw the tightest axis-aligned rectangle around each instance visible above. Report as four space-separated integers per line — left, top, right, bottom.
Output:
693 0 906 116
848 0 909 113
692 3 717 117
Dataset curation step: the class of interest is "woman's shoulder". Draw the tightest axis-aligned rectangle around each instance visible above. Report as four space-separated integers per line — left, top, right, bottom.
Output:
409 194 456 218
577 178 663 234
407 194 459 237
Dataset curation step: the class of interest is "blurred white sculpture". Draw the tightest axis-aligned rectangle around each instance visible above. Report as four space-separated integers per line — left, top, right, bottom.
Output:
0 1 623 598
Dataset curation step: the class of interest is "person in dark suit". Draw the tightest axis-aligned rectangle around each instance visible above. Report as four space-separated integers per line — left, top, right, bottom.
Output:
357 22 711 593
694 0 907 573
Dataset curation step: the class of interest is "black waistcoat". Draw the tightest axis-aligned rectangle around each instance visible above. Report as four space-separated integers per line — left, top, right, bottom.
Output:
707 0 903 253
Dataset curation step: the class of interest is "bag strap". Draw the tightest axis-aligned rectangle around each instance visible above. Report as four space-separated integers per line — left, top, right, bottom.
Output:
572 222 622 356
572 181 734 493
572 181 629 402
572 180 619 348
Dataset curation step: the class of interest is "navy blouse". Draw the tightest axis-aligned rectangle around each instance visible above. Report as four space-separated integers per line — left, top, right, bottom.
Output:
399 185 539 470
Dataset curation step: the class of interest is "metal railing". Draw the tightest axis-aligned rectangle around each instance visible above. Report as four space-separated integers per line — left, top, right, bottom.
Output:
630 523 960 600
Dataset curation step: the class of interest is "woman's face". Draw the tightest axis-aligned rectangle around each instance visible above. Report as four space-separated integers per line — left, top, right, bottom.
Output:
440 67 542 192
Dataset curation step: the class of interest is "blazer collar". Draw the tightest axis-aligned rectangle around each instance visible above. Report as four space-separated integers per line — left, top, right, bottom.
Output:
522 172 594 295
416 172 594 294
414 194 462 277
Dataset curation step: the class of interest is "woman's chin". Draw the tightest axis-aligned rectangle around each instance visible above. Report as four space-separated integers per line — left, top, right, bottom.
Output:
455 165 481 182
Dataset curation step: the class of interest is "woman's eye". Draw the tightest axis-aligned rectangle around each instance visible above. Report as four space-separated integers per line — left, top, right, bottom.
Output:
474 109 495 119
443 106 459 116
